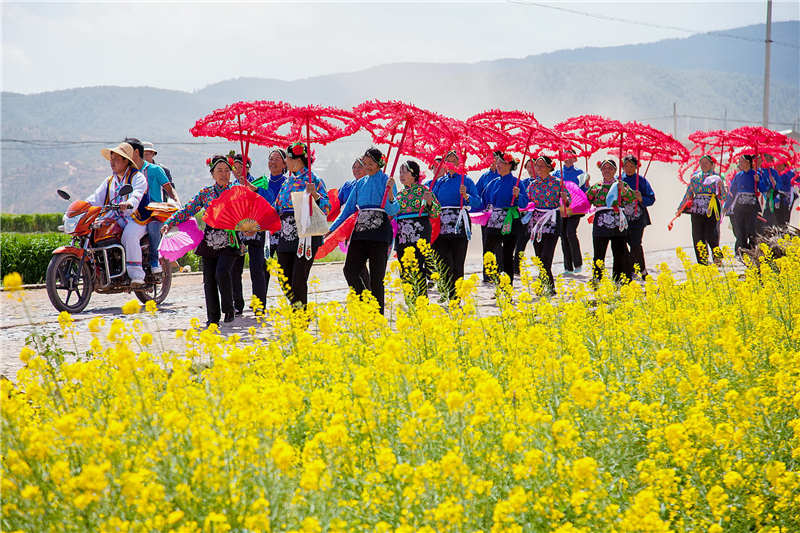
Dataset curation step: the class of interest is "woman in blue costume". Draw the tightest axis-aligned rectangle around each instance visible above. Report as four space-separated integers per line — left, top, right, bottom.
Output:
272 142 331 308
329 148 399 314
620 155 656 279
430 151 481 298
482 151 529 285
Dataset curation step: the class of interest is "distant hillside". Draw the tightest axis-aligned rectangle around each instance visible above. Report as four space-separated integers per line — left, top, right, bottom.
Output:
2 21 798 214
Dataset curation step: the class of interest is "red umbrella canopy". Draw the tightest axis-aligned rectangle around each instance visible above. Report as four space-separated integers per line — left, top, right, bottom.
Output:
607 121 689 166
254 104 360 147
467 109 582 164
433 117 501 174
190 100 290 153
679 130 737 184
682 127 799 184
353 100 456 176
466 109 540 151
553 114 624 154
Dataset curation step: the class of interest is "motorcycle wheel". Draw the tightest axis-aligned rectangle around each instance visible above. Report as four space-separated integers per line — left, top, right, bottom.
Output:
135 257 172 305
46 254 93 313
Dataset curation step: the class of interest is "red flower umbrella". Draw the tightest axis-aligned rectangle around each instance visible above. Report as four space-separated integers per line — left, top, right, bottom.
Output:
435 118 500 173
468 110 581 202
254 104 360 147
190 100 289 163
607 121 690 184
355 100 470 223
554 115 620 178
683 126 798 192
430 118 503 210
354 100 455 177
678 130 738 185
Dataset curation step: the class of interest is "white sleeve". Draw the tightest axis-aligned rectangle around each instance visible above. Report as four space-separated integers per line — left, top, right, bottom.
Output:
86 179 109 206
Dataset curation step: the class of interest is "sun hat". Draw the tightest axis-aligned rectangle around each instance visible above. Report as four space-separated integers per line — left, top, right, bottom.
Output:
142 141 157 154
101 142 137 166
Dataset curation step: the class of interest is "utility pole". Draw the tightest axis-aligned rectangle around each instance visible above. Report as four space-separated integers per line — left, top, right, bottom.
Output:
673 102 678 138
762 0 773 128
723 108 728 130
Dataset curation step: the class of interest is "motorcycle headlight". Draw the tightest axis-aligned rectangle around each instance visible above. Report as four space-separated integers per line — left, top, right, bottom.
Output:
63 213 83 234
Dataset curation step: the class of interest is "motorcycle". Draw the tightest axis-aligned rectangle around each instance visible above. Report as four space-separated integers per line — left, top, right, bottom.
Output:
46 185 176 313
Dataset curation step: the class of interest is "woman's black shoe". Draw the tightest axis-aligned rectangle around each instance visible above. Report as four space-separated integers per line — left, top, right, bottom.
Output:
224 312 235 323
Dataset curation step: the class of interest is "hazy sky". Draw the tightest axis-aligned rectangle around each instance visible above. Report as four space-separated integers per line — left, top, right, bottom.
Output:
2 1 798 94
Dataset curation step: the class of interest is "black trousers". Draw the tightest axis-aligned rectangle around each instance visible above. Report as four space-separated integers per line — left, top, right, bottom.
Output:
343 239 390 314
484 230 517 285
626 223 648 278
532 233 559 293
397 241 427 299
561 215 583 271
765 203 792 227
775 204 792 226
592 235 633 283
690 214 720 265
201 255 236 325
276 251 316 308
480 225 490 281
433 235 469 298
514 225 531 275
232 237 267 312
730 205 759 254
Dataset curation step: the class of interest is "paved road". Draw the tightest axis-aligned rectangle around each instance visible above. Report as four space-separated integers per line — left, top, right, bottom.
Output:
1 242 714 381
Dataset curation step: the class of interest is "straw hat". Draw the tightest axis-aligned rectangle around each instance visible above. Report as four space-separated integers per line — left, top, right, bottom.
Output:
101 142 137 166
142 141 157 154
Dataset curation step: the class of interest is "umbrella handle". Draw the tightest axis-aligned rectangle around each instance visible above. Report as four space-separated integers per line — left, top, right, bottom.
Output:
667 198 691 231
584 142 591 185
384 122 401 174
430 140 454 188
237 114 245 162
389 119 410 178
459 173 465 210
513 129 535 203
423 140 453 215
458 145 469 209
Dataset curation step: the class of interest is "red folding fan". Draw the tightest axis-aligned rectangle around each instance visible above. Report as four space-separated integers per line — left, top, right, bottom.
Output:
326 188 341 222
203 187 281 233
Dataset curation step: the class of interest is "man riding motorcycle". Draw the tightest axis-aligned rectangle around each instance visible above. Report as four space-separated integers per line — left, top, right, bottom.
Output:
84 142 149 286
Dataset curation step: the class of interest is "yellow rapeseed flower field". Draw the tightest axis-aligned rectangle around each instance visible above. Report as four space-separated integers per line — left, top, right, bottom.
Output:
2 239 800 532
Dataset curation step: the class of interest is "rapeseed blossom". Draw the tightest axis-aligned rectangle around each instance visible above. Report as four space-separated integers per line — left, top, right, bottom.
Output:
2 237 800 531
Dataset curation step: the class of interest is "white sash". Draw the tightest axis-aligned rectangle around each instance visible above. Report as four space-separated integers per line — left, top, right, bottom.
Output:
530 208 558 242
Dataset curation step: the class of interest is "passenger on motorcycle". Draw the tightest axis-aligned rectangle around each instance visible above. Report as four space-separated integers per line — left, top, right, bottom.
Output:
85 142 149 286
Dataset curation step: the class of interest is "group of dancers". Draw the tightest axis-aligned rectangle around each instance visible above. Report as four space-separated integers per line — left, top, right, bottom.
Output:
159 144 798 326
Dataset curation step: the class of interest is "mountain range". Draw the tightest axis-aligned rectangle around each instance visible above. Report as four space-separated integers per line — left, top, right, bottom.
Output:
1 21 797 214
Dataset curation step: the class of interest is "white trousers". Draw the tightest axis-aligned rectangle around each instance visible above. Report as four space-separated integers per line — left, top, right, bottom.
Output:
120 218 148 281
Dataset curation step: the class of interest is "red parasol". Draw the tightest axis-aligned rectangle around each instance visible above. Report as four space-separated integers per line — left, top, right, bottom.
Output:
190 100 289 164
679 130 738 185
607 121 689 184
435 118 500 174
254 104 360 148
355 100 469 220
466 110 541 198
354 100 455 178
468 110 582 204
427 118 504 211
682 127 799 192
